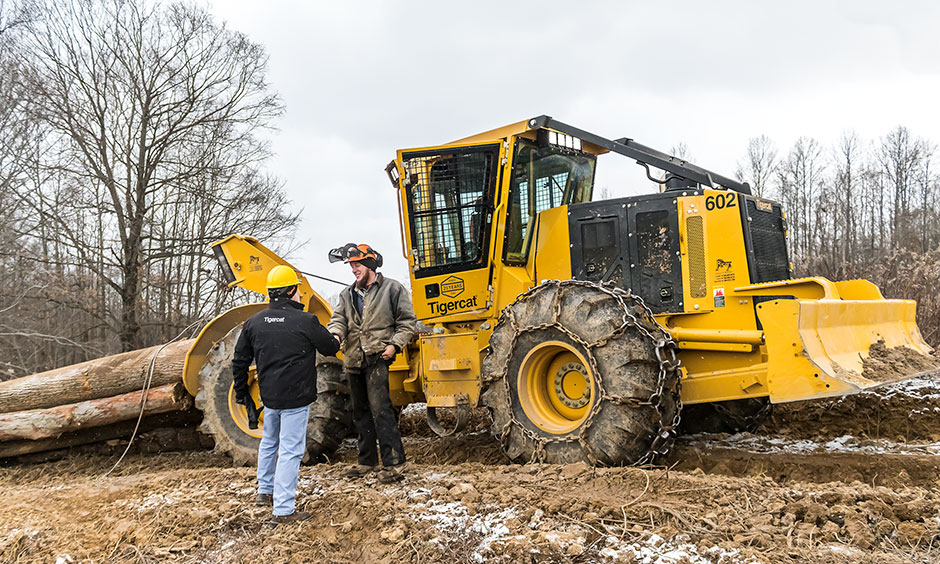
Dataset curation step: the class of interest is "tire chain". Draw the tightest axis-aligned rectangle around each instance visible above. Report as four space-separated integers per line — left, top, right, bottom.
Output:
486 279 682 466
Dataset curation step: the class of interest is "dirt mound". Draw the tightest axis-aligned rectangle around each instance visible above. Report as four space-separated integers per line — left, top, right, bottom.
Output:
862 341 940 383
768 374 940 441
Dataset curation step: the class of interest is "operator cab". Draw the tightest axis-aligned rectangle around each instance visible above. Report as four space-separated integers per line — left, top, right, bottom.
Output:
388 116 783 322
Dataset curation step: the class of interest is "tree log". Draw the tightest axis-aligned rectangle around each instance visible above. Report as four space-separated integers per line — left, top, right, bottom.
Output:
0 382 192 441
0 410 204 460
0 339 194 414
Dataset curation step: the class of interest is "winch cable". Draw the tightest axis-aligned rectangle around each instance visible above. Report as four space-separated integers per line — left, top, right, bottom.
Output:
103 317 207 478
297 269 347 287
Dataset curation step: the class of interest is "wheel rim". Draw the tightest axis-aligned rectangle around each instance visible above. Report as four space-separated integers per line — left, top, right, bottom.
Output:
227 367 264 438
517 340 594 434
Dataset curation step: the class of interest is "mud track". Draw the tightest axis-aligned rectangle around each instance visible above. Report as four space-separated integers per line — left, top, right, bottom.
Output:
2 376 940 563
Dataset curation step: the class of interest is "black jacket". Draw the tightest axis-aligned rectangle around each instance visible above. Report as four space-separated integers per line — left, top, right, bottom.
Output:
232 298 340 410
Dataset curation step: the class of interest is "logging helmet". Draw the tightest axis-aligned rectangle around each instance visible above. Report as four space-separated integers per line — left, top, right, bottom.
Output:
266 265 301 289
328 243 383 271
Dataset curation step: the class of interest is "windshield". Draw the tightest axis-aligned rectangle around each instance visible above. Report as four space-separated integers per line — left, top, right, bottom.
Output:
504 139 596 264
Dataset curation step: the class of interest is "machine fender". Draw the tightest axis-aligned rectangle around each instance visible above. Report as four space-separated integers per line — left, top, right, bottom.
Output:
182 303 268 397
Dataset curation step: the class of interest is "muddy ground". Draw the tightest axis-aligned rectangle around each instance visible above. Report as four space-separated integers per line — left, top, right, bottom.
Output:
3 374 940 563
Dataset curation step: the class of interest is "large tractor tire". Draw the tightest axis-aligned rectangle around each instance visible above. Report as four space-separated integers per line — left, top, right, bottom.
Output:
305 356 354 463
679 398 772 435
481 281 681 466
195 325 354 466
195 325 259 466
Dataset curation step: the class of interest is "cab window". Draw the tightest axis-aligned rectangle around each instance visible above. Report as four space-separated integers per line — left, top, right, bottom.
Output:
402 144 498 277
504 139 596 264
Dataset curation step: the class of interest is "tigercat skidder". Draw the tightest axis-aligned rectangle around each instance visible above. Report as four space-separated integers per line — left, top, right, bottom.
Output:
201 116 938 466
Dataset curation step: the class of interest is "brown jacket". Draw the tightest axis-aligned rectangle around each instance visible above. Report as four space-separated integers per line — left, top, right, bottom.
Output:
327 273 417 370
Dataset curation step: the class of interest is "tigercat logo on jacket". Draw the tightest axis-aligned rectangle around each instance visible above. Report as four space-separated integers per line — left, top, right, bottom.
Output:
264 316 286 323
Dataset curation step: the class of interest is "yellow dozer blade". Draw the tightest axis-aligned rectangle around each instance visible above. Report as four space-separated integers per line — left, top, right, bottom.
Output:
757 288 939 403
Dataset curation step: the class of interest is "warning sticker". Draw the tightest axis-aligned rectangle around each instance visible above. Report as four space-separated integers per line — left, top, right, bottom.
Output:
713 287 725 308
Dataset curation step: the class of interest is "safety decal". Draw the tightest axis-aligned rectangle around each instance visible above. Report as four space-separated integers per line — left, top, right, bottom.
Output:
713 287 725 308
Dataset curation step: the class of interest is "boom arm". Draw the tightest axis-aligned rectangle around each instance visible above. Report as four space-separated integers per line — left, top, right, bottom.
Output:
210 234 332 324
528 115 752 194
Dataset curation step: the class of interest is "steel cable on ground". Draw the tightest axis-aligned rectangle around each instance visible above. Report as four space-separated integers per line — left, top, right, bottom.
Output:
102 318 208 478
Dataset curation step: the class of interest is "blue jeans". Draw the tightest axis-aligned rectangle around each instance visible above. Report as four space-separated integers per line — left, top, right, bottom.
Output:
256 405 309 516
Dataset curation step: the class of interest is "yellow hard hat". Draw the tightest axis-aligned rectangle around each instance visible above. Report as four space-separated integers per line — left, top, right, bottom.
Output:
266 265 301 289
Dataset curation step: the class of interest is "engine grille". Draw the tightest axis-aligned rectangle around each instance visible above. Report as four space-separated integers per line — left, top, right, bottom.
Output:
686 216 706 298
745 198 790 283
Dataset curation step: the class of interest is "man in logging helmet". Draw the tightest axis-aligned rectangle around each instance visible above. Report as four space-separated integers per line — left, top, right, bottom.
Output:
232 265 339 525
327 243 417 483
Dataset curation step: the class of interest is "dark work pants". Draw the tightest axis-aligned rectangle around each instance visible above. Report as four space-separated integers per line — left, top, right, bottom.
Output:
347 355 406 468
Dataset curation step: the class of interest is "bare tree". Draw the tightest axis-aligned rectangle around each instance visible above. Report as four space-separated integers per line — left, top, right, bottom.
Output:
21 0 289 351
831 131 861 269
735 135 777 198
916 143 936 252
878 126 926 251
776 137 825 267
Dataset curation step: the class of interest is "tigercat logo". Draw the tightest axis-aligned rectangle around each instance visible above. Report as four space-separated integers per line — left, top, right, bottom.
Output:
249 255 263 272
440 276 465 298
428 295 479 315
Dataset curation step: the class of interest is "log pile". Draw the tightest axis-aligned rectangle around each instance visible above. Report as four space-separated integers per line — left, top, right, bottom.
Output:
0 340 199 460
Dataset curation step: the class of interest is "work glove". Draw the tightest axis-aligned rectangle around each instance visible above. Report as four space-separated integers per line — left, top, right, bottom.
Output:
236 393 263 429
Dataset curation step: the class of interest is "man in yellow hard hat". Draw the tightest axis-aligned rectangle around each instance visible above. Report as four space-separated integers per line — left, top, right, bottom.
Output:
327 243 416 483
232 265 339 525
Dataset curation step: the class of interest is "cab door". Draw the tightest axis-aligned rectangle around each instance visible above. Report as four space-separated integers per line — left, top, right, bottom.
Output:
396 142 503 321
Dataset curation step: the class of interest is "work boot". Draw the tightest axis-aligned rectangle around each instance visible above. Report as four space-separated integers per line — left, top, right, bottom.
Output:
377 463 406 484
344 464 377 479
268 510 311 526
255 493 273 506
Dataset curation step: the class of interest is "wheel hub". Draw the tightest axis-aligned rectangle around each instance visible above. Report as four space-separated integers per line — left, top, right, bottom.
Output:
517 340 595 434
554 362 590 409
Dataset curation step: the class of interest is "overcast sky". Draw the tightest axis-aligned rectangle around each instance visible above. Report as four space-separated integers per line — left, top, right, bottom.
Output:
210 1 940 298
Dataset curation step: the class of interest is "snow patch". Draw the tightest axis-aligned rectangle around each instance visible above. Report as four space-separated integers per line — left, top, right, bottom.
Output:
413 499 519 561
690 433 940 456
401 402 425 415
599 534 762 563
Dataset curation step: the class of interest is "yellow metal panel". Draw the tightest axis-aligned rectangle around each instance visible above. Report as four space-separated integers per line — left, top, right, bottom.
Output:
448 119 532 145
666 190 763 393
678 341 754 353
757 297 933 403
411 267 491 321
735 277 839 300
420 333 481 407
833 279 885 300
533 206 572 283
680 363 769 404
388 350 421 405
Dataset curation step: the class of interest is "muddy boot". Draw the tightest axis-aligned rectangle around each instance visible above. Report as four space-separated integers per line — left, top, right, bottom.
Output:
377 463 406 484
255 493 273 506
344 464 377 479
268 510 311 526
